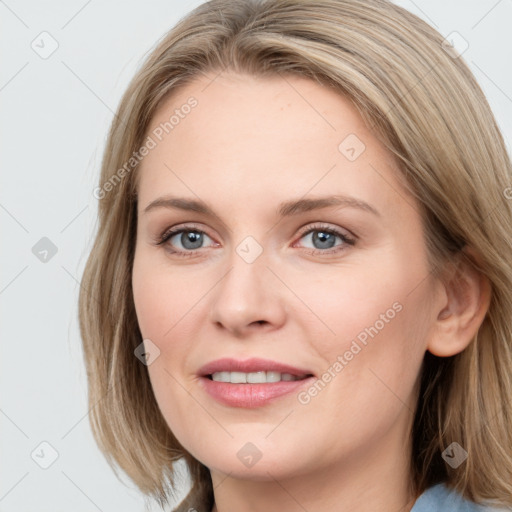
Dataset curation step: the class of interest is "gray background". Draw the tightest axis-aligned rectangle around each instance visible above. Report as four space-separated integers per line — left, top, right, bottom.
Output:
1 0 511 510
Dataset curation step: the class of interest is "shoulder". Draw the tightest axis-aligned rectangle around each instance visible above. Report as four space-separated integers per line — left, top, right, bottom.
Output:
411 483 512 512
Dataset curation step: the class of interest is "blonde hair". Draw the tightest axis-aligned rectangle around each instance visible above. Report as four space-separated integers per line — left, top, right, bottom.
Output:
78 0 512 510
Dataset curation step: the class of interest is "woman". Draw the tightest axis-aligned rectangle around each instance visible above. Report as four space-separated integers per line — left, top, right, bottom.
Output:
79 0 512 510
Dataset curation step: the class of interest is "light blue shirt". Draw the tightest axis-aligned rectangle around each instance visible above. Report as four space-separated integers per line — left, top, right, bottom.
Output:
412 483 511 511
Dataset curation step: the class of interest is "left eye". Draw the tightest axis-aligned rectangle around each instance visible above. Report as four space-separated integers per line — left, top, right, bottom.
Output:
298 228 348 251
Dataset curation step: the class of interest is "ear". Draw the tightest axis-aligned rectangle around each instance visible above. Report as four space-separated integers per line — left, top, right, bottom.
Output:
427 248 492 357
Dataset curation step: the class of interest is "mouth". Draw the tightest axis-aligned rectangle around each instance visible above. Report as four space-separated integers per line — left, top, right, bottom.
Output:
198 356 315 380
206 371 312 383
197 357 316 408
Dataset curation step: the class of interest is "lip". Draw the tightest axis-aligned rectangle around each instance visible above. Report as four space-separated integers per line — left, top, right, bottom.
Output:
198 357 314 377
197 357 315 408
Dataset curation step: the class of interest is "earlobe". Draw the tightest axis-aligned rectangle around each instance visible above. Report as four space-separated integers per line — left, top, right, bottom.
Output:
427 249 491 357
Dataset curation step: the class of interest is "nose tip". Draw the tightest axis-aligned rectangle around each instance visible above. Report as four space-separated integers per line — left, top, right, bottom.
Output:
209 260 286 336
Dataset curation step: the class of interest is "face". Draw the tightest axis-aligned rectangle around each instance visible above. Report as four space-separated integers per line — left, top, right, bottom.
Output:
132 71 442 482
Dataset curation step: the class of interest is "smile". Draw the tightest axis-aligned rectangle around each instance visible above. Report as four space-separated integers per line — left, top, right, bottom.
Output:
209 371 308 383
198 357 315 407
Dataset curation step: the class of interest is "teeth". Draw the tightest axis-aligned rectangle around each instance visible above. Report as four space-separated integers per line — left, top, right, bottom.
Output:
211 371 303 383
266 371 281 382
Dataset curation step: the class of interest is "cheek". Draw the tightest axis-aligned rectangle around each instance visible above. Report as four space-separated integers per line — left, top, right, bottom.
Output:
132 253 200 340
292 254 425 357
132 252 215 436
297 253 431 408
132 260 193 446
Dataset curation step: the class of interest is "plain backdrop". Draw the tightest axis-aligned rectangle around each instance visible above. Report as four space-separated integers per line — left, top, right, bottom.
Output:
1 0 511 510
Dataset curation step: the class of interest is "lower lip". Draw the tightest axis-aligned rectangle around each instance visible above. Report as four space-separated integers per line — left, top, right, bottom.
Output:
199 376 315 408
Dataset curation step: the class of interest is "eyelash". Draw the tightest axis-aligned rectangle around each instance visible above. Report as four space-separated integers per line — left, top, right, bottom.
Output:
155 222 356 258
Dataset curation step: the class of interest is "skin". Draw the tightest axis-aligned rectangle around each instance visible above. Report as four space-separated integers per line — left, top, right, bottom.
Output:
132 71 490 512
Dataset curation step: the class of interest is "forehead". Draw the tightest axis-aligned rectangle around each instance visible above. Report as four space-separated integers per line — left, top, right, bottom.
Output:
137 71 412 220
144 71 369 161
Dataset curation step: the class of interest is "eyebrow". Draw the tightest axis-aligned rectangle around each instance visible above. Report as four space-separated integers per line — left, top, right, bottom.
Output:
143 194 380 218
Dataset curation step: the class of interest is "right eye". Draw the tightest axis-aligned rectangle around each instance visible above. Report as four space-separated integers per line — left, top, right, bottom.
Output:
157 224 218 257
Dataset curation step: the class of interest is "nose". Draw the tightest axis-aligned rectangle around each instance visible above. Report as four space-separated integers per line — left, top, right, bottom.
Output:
209 247 287 337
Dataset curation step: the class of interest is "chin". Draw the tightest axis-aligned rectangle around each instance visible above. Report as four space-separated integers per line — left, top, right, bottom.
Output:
195 442 312 481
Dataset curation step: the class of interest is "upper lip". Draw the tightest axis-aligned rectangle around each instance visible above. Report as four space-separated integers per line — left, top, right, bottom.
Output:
198 357 314 377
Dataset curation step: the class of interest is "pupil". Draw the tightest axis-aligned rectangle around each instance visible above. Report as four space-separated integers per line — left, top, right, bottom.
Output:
313 231 335 249
182 231 203 250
